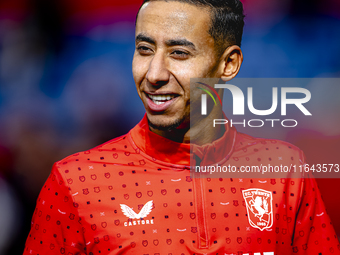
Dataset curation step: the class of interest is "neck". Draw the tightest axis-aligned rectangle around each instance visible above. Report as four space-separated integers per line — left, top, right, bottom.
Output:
149 107 225 146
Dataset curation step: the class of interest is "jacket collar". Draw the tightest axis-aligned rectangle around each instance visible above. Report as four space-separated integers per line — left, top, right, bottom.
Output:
130 114 236 167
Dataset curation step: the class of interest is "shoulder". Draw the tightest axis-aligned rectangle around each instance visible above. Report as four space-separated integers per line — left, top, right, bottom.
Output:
59 133 131 162
233 131 305 166
54 132 137 179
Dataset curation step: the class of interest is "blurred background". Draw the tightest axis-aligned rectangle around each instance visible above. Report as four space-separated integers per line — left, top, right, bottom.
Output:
0 0 339 254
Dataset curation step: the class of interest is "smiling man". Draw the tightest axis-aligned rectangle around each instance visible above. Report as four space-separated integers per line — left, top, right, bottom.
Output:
133 0 243 145
23 0 339 255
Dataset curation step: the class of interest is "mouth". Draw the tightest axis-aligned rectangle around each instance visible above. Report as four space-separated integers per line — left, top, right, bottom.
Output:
145 92 179 112
146 94 178 105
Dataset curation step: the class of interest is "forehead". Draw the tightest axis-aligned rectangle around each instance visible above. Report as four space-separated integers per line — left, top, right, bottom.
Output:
136 1 212 42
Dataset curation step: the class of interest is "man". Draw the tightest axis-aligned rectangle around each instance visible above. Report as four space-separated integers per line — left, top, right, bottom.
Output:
24 0 339 254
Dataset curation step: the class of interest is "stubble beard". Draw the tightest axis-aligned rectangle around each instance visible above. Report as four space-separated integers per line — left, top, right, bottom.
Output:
147 113 189 132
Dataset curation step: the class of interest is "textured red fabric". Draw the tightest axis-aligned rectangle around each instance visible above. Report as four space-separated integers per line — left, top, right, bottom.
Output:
24 116 340 255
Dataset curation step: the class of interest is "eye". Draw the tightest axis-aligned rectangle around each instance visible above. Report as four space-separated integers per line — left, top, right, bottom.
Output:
137 45 153 55
171 50 189 59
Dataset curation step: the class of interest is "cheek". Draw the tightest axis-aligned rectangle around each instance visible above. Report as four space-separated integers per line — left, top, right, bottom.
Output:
171 65 192 78
171 59 215 79
132 55 148 85
168 62 202 84
132 61 145 99
132 63 139 85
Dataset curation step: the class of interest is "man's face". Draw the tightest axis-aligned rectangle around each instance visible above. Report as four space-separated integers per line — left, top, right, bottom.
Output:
132 1 221 130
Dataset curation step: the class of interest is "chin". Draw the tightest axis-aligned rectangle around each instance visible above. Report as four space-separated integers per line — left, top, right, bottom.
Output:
147 114 188 132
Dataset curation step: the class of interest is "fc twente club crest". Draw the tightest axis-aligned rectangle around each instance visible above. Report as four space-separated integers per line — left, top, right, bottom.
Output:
242 189 273 231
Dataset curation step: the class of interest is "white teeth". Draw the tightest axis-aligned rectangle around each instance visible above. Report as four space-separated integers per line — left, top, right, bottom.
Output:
148 94 175 104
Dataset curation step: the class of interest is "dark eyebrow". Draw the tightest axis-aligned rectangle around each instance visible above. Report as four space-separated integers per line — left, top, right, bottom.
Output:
136 33 155 45
166 39 196 51
135 34 196 51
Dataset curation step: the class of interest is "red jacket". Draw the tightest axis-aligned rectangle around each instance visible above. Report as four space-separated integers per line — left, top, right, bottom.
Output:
24 116 340 255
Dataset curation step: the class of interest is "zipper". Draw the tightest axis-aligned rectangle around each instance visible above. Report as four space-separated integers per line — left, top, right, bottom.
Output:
193 167 209 249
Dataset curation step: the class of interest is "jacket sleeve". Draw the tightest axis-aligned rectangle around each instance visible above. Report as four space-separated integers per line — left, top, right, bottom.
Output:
23 163 86 255
292 175 340 254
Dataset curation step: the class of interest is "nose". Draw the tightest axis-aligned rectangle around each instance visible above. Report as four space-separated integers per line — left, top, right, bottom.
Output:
146 52 170 86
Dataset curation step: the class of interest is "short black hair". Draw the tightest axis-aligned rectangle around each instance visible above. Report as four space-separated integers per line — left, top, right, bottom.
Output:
137 0 245 55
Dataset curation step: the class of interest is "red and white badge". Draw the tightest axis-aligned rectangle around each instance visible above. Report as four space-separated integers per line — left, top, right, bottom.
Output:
242 188 273 231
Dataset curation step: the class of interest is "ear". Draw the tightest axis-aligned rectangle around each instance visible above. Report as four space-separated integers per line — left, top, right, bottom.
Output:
219 45 243 82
